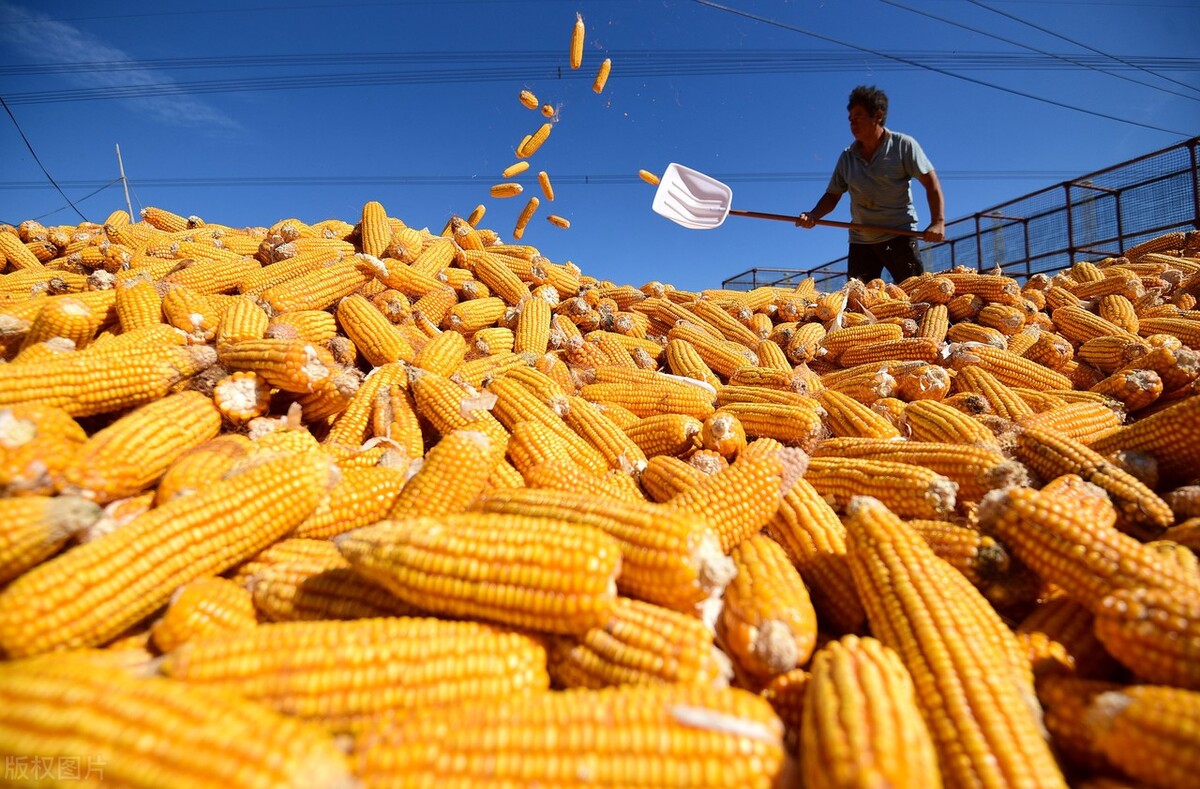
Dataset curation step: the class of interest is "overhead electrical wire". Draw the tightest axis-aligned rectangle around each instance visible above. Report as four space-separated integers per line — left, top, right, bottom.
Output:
688 0 1190 137
878 0 1200 103
0 94 88 222
965 0 1200 97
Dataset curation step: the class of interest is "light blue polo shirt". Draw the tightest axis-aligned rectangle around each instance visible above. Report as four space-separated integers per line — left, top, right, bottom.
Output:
826 130 933 244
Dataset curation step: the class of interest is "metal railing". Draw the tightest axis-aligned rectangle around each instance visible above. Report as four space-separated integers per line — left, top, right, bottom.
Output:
722 136 1200 290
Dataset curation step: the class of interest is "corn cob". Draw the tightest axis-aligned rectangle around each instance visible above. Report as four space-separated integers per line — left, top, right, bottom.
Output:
1035 675 1124 773
948 342 1074 390
818 388 902 439
547 596 730 689
844 496 1066 789
901 398 1003 449
719 533 818 682
242 537 419 621
1088 396 1200 485
953 365 1035 420
153 433 254 505
622 412 703 457
561 394 649 472
0 495 100 586
336 514 621 634
0 653 355 788
666 448 800 553
161 616 548 733
1081 683 1200 788
1092 586 1200 689
0 451 327 657
907 518 1039 612
978 484 1197 613
806 456 958 519
59 390 222 503
0 402 87 496
579 379 716 420
386 429 496 518
149 575 257 653
0 325 215 417
801 635 942 789
354 683 786 788
1014 424 1172 530
475 485 734 614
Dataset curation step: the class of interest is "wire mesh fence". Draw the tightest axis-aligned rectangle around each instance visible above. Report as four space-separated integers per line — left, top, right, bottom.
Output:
723 136 1199 291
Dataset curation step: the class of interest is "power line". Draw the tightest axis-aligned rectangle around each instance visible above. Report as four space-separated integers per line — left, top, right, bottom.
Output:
0 169 1084 192
0 94 88 222
878 0 1200 103
687 0 1190 137
965 0 1200 97
31 178 122 221
4 49 1196 77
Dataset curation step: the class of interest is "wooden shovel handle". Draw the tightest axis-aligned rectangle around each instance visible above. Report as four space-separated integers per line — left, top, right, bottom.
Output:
728 209 926 238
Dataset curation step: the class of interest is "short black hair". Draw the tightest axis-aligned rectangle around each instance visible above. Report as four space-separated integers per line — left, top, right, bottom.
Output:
848 85 888 124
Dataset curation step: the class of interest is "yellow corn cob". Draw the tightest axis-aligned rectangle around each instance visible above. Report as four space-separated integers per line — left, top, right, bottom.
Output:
406 329 464 377
901 398 1002 449
568 10 586 68
844 496 1066 789
247 539 419 622
518 88 538 109
0 326 215 417
806 456 958 519
547 596 729 689
476 485 734 614
892 361 952 402
640 454 707 502
1088 396 1200 485
719 533 818 683
161 616 548 733
149 576 257 653
357 201 391 257
387 430 497 518
783 321 826 364
669 321 758 377
712 401 823 450
561 394 649 473
1137 316 1200 346
334 293 415 365
1079 684 1200 789
801 635 942 789
978 484 1195 612
512 196 540 240
1017 596 1120 680
0 451 327 657
638 168 661 185
536 169 556 201
953 364 1036 420
159 285 218 343
1020 330 1073 371
1014 424 1172 531
1016 400 1124 446
153 433 254 506
948 343 1074 390
161 253 260 297
260 255 373 313
0 402 87 496
140 205 189 232
1092 587 1200 690
510 294 551 355
0 495 100 585
592 56 612 92
622 412 702 457
337 514 621 634
354 684 786 788
218 337 340 394
19 295 104 350
288 465 408 539
0 230 46 269
521 459 646 502
814 436 1028 504
664 336 724 390
214 295 269 344
265 308 337 344
818 388 902 439
0 653 355 787
579 379 716 420
907 517 1039 612
1089 367 1162 411
666 448 802 553
1033 675 1124 774
464 250 532 306
113 276 164 332
699 410 747 461
59 390 221 503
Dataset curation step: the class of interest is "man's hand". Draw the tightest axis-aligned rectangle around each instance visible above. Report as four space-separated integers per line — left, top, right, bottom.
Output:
922 220 945 243
796 212 818 229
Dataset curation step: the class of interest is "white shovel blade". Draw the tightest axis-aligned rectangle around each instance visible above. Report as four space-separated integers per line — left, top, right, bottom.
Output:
651 163 733 229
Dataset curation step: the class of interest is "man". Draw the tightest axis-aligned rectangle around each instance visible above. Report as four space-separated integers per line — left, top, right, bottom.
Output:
797 85 945 282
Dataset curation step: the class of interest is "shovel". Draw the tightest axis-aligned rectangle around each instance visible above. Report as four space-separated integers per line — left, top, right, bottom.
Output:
651 162 924 237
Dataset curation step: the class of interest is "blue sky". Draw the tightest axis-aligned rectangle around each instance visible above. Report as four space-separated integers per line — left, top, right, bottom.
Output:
2 0 1197 291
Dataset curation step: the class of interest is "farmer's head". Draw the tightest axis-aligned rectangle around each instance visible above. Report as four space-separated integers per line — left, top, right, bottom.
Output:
848 85 888 140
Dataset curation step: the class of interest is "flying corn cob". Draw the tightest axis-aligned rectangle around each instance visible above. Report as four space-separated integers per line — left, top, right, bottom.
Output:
593 57 612 93
569 11 585 69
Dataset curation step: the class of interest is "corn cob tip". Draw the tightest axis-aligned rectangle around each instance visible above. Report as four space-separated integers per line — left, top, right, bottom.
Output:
1080 688 1130 740
778 446 810 493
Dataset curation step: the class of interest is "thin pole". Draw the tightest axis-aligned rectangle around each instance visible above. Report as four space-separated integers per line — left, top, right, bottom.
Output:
115 144 133 219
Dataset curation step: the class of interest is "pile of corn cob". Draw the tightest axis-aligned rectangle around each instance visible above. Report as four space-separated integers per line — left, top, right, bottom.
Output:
1 203 1199 788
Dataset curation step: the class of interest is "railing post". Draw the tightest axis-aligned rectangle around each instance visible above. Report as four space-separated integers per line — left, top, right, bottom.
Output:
1191 138 1199 230
1064 183 1076 265
974 213 983 272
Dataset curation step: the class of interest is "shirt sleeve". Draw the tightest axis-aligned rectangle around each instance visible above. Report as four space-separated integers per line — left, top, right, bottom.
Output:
825 149 851 195
902 135 934 178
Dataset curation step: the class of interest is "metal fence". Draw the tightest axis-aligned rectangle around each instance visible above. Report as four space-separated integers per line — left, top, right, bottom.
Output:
722 136 1200 291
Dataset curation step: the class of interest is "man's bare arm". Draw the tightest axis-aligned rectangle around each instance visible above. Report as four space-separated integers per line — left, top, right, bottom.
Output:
796 192 842 228
917 170 945 242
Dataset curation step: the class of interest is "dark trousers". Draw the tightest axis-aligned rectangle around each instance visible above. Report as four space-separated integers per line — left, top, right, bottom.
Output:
847 237 925 283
